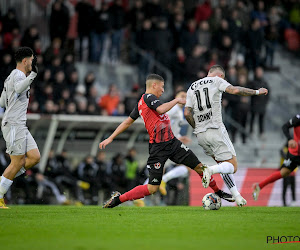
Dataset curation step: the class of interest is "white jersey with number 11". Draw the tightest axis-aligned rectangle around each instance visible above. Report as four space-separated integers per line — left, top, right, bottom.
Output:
185 76 231 134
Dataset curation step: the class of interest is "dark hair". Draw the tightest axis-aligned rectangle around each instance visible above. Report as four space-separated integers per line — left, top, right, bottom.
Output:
15 47 34 63
208 65 225 75
146 73 164 82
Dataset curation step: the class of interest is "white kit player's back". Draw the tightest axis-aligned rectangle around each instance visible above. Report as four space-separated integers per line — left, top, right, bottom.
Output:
186 76 231 133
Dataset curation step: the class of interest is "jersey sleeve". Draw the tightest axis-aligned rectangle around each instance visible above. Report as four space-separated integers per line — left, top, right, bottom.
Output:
0 90 5 108
129 103 140 120
14 71 37 94
282 114 300 140
185 88 194 108
217 77 231 92
143 94 162 110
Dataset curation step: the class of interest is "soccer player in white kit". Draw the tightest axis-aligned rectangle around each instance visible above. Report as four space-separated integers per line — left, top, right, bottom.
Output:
0 47 40 208
184 65 268 206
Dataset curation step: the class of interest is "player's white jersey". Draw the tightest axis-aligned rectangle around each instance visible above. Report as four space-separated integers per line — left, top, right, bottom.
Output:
167 104 183 138
186 76 231 133
0 69 31 126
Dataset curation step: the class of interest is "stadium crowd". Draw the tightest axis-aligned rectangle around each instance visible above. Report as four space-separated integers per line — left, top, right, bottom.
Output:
0 0 299 204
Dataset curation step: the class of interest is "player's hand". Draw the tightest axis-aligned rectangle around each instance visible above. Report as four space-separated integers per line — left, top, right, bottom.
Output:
177 98 186 105
258 88 268 95
31 55 38 74
99 138 113 149
288 139 297 149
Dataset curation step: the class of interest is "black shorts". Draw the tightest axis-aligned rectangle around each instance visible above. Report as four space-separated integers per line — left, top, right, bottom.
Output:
280 152 300 172
147 137 200 185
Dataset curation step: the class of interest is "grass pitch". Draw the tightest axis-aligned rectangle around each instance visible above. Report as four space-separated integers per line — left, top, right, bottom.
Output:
1 206 299 250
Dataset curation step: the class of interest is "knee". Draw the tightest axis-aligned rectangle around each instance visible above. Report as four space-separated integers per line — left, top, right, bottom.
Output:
233 164 238 173
147 184 159 195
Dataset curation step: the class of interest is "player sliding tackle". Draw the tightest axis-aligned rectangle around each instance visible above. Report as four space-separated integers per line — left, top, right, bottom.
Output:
100 74 218 208
184 65 268 207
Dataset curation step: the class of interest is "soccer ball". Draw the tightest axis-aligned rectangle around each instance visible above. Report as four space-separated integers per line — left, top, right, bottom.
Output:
202 193 222 210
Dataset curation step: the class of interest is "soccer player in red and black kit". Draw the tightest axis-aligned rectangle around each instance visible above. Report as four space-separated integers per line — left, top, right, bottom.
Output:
100 74 233 208
253 114 300 200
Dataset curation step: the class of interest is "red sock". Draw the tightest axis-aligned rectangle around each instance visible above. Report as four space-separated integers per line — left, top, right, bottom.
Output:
119 185 150 203
198 173 220 192
259 170 282 189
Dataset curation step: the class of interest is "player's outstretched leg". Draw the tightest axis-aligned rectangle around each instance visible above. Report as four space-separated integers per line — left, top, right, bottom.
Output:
197 172 235 202
221 174 247 207
103 184 152 208
252 168 288 201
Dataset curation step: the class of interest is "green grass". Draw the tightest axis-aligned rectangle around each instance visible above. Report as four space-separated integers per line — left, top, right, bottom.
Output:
1 206 299 250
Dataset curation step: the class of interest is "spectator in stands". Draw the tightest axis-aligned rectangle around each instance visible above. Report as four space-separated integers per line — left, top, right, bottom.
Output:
136 19 155 79
125 148 139 190
66 69 79 95
180 19 198 56
109 0 126 63
99 84 120 115
209 7 223 32
44 38 65 66
77 99 88 115
108 153 127 192
74 85 87 106
1 8 19 34
77 155 99 204
234 74 250 144
63 52 76 77
58 88 72 114
264 24 279 68
185 45 207 82
235 54 248 78
53 70 67 102
66 102 78 115
251 0 268 29
194 0 212 24
95 151 111 194
169 12 185 51
124 84 140 116
245 19 264 70
84 72 96 96
91 2 111 63
197 20 212 49
49 0 70 45
248 66 270 138
21 24 39 49
75 0 95 61
171 47 187 85
0 53 14 89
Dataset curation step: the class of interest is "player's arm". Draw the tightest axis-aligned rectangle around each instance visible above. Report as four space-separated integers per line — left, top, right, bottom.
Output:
184 107 195 129
184 88 195 129
0 90 5 108
99 117 135 149
282 114 300 148
14 72 37 94
225 85 268 96
156 98 185 114
99 104 139 149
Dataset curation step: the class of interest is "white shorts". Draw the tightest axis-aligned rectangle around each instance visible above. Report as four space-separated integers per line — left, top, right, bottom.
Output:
196 126 236 161
1 123 38 155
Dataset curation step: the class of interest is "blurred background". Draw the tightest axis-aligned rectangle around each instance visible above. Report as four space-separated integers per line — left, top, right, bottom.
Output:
0 0 299 207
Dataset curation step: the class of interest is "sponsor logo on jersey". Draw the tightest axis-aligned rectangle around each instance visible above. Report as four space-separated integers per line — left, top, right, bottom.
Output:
151 100 159 105
191 79 213 90
154 162 161 169
147 94 152 98
152 178 159 183
197 111 213 122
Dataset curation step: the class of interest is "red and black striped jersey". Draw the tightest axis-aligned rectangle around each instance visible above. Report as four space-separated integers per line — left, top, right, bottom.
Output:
282 114 300 156
130 94 174 143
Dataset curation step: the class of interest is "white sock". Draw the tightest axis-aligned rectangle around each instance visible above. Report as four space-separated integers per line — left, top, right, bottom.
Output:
221 173 240 197
0 176 13 199
162 165 188 183
15 167 26 178
210 162 234 174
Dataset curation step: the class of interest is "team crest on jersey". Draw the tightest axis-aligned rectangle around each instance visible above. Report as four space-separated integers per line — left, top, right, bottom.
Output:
154 162 161 169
